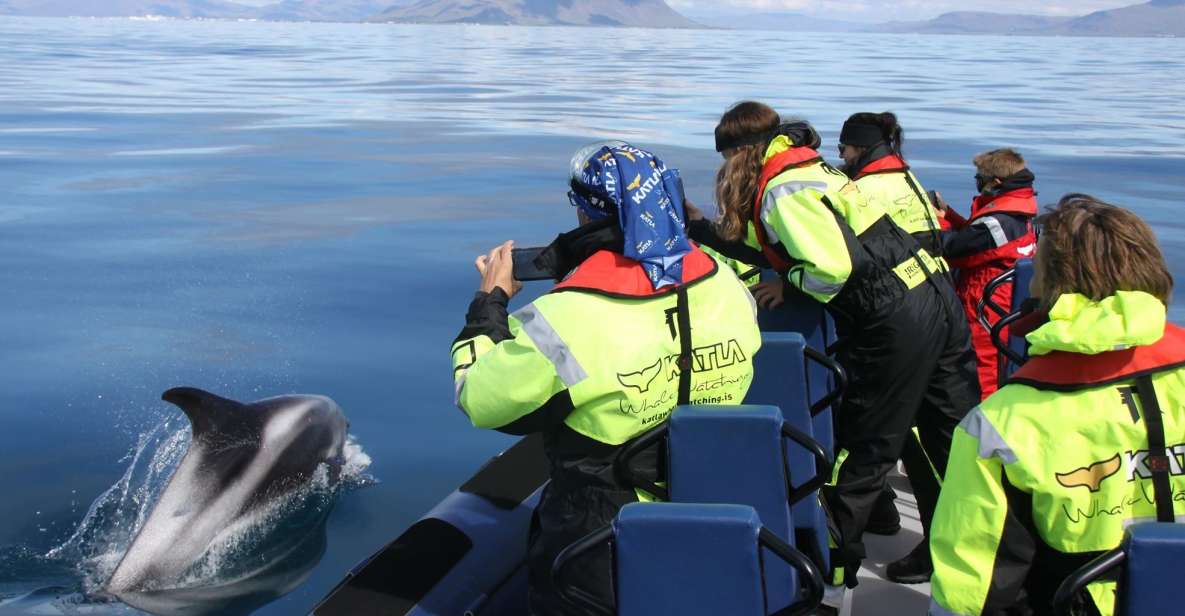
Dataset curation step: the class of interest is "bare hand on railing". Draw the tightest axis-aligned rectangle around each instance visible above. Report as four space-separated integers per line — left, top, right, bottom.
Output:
751 279 785 309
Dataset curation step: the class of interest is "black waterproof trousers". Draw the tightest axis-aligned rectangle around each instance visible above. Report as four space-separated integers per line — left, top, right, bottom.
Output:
527 481 636 616
823 278 979 585
525 427 661 616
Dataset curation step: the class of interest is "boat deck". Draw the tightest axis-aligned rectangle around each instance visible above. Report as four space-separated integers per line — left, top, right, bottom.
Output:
845 471 931 615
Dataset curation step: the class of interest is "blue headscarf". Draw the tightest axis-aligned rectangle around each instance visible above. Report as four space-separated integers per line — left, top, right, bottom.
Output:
567 143 691 289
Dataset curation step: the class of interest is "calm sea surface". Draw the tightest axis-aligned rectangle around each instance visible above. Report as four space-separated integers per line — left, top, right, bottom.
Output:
0 16 1183 614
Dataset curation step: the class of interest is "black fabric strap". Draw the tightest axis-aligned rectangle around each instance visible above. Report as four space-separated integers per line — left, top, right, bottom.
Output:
901 172 945 260
1134 375 1175 523
675 286 693 406
714 129 768 152
838 121 884 147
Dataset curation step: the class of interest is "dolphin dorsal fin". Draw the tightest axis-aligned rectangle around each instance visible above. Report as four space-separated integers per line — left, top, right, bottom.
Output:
162 387 244 436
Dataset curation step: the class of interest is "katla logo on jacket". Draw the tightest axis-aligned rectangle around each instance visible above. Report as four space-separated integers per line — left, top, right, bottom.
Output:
1056 444 1185 492
1056 454 1122 492
615 340 749 394
617 359 662 394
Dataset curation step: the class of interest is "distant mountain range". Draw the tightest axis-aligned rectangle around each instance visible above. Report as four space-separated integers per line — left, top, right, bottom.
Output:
256 0 398 22
374 0 697 27
870 11 1073 35
869 0 1185 36
679 10 856 33
0 0 256 18
0 0 1181 35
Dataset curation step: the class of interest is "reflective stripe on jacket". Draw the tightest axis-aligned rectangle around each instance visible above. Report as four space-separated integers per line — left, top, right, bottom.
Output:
946 188 1037 270
930 291 1185 616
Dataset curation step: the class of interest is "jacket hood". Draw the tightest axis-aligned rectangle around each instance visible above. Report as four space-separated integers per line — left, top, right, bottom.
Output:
1026 291 1166 356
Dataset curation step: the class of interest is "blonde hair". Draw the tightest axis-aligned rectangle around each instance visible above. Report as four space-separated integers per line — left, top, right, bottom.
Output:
1035 194 1173 310
713 101 780 241
973 148 1026 178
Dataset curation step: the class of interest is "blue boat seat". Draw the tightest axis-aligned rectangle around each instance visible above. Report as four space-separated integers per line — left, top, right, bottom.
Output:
980 258 1035 385
755 278 840 453
1054 522 1185 616
753 271 838 443
552 502 823 616
1004 258 1035 377
746 333 841 573
667 405 829 612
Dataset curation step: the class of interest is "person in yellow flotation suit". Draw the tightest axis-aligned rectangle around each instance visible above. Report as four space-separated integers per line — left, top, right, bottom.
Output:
838 111 944 265
930 194 1182 616
452 141 761 615
686 101 979 607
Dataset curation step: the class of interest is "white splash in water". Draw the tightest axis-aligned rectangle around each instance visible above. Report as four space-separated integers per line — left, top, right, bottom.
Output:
43 420 373 597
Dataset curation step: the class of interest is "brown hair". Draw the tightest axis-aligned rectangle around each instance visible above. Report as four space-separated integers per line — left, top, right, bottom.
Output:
1035 193 1173 310
713 101 779 241
973 148 1026 178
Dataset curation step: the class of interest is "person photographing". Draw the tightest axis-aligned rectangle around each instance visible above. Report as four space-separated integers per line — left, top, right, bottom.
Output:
451 142 761 615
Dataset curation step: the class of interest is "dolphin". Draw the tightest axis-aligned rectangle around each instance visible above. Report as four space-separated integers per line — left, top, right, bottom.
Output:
105 387 349 596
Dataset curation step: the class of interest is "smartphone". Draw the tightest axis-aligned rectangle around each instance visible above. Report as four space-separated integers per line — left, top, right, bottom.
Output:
927 189 943 209
512 246 552 281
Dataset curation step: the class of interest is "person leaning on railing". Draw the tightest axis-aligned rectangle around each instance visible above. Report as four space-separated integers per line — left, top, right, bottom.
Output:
835 110 956 584
933 148 1039 400
930 194 1184 616
685 101 979 610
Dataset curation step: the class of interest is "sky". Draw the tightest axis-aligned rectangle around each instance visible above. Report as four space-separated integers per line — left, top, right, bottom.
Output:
668 0 1141 22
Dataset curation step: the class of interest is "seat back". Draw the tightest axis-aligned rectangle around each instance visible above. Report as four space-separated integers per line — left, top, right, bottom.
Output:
615 502 767 616
745 333 830 572
1121 522 1185 615
1003 258 1035 379
667 405 797 610
756 278 836 453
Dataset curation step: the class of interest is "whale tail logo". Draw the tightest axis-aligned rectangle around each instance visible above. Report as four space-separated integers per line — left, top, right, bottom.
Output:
1056 454 1122 492
617 359 662 394
626 174 642 191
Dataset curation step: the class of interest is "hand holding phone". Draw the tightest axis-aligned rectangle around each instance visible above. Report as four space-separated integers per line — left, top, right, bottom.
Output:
511 246 553 282
928 190 949 212
475 241 521 298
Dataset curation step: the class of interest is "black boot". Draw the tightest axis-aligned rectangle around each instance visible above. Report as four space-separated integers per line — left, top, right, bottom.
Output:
885 540 932 584
864 485 901 536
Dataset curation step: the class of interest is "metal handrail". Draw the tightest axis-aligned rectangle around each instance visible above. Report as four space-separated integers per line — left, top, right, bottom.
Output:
803 346 847 417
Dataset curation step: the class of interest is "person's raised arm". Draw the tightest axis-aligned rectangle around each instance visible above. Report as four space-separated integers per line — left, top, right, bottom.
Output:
450 241 573 434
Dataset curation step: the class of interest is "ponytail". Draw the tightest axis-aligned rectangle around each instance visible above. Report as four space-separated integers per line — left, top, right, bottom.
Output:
878 112 903 156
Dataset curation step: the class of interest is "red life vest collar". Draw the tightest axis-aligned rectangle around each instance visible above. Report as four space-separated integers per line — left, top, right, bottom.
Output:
1010 324 1185 392
550 244 718 299
970 188 1038 221
853 154 908 180
752 147 824 273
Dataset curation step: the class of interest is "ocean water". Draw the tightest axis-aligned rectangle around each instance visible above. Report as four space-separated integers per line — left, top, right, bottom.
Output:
0 15 1182 615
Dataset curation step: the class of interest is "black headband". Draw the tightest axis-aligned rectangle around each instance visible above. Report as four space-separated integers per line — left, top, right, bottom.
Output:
839 121 884 148
714 127 770 153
